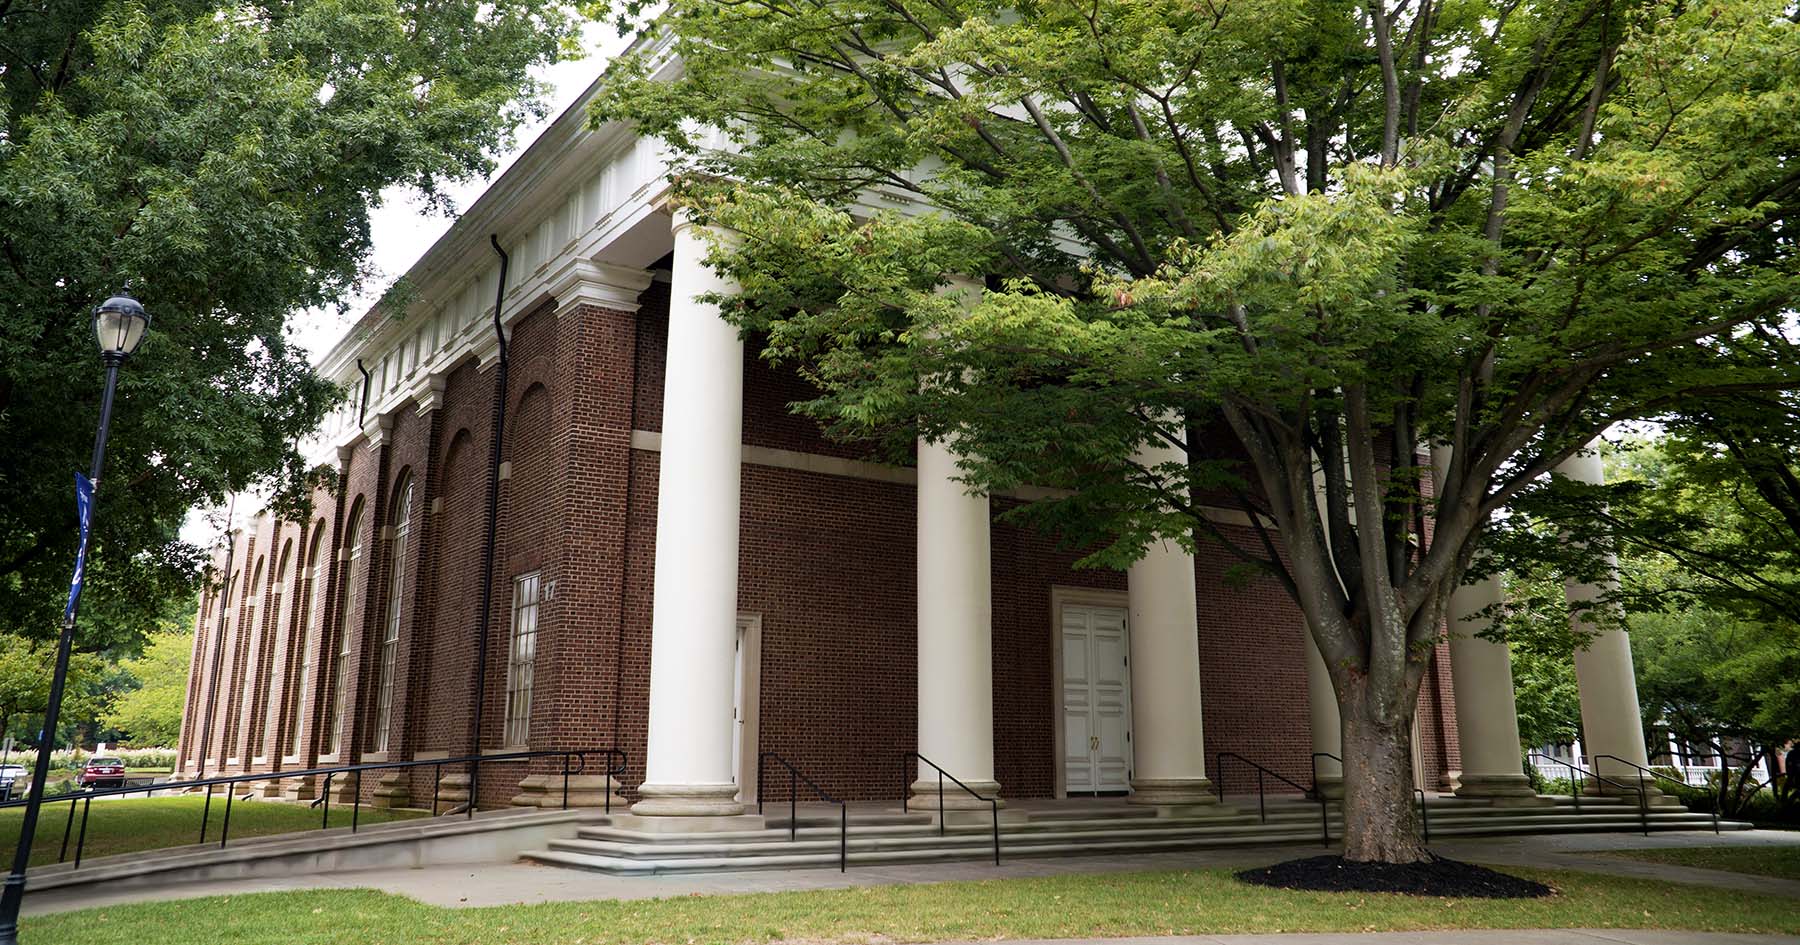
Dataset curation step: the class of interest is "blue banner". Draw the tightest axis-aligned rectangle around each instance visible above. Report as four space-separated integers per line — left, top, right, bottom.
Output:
64 472 94 623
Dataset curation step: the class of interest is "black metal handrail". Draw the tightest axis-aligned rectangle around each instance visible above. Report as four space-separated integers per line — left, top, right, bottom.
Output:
900 752 999 865
1217 751 1329 847
756 752 846 872
7 747 627 871
1588 754 1717 835
1310 752 1430 842
1528 752 1648 835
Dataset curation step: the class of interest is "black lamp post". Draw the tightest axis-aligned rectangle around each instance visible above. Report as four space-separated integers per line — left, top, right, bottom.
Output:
0 293 150 945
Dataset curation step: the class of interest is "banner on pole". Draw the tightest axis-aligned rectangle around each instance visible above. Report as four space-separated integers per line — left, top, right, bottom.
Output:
64 471 94 623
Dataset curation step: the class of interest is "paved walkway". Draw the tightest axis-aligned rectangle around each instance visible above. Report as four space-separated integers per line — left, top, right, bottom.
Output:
21 829 1800 920
33 924 1790 945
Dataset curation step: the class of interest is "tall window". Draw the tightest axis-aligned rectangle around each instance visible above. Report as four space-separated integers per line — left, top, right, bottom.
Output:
229 556 264 757
285 527 328 757
372 479 413 752
328 502 364 756
503 572 542 748
252 540 291 758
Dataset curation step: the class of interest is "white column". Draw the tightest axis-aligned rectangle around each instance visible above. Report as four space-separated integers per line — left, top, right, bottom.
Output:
1556 446 1654 787
1446 574 1542 802
633 215 746 818
912 435 1001 809
1125 428 1215 808
1305 634 1345 798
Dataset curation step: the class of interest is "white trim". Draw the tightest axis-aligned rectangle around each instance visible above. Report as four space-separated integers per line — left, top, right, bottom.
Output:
734 613 763 805
629 429 1263 527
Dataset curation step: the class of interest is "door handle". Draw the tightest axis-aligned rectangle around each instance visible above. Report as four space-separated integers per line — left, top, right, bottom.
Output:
1090 735 1099 751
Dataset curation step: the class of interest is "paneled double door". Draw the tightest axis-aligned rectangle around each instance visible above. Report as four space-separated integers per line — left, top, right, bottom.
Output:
1061 603 1133 795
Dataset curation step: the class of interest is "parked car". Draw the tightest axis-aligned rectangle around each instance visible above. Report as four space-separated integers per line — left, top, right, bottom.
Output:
0 764 25 799
78 757 126 790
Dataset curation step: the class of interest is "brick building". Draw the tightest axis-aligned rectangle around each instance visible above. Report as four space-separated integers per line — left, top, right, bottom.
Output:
174 56 1656 822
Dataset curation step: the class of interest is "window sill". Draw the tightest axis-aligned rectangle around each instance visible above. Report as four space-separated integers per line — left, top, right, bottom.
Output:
361 751 390 764
250 755 269 766
485 746 531 756
225 757 240 767
316 753 341 765
281 754 303 765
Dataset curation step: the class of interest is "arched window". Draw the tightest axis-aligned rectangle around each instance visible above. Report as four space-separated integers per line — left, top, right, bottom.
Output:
285 525 329 757
372 477 413 752
251 539 292 758
229 555 265 757
328 501 365 756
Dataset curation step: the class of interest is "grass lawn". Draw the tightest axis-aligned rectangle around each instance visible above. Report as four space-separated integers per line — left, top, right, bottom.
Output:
1 795 422 867
1598 844 1800 881
22 865 1800 945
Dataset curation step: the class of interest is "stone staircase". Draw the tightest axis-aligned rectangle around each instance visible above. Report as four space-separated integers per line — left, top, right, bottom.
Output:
524 794 1744 875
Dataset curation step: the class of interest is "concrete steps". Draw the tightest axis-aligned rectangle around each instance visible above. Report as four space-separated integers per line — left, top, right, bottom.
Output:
523 796 1746 875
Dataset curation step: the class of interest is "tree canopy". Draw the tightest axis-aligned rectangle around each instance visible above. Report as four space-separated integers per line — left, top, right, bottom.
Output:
0 0 577 649
591 0 1800 862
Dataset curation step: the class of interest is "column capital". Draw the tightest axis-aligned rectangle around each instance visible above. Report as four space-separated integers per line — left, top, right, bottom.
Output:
409 372 448 417
361 411 395 451
544 256 655 315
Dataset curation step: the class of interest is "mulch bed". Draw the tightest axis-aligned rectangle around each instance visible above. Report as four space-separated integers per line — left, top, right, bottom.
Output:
1237 854 1554 898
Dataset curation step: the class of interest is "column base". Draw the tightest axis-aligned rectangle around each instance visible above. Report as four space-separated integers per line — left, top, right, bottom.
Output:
631 781 745 817
1312 776 1344 800
282 775 320 803
511 773 627 810
1454 773 1553 806
907 777 1004 813
1127 777 1219 810
371 771 411 809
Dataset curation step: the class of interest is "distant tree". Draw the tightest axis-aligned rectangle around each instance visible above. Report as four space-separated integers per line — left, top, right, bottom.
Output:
0 0 578 651
100 630 191 748
0 637 105 752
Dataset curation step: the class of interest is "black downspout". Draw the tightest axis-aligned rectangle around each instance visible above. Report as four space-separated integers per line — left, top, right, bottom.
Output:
467 235 511 816
356 359 371 428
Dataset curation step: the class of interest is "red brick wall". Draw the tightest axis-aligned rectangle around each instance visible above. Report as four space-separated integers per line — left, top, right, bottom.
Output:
178 273 1463 810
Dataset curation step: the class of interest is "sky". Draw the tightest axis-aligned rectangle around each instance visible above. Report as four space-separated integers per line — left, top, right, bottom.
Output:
186 22 629 548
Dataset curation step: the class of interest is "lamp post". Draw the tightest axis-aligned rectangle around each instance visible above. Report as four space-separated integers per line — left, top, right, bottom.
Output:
0 293 150 945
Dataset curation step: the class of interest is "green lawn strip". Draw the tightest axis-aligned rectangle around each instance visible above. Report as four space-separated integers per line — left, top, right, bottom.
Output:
23 866 1800 945
1 796 422 867
1595 845 1800 882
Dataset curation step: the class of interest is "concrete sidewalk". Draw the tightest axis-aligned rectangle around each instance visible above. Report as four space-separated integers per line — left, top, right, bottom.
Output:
936 928 1792 936
20 829 1800 918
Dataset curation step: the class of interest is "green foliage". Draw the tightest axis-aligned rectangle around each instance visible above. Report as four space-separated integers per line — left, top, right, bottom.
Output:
0 634 107 747
0 0 577 651
100 629 191 747
590 0 1800 859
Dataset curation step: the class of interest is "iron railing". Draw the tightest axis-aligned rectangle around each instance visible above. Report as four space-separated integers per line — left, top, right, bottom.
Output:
1528 752 1648 835
1588 754 1717 835
2 747 626 870
900 752 1000 865
1309 752 1430 842
756 752 846 872
1216 751 1329 847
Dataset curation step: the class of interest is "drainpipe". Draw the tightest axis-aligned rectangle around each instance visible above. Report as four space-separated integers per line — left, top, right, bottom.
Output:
355 359 371 428
465 235 511 816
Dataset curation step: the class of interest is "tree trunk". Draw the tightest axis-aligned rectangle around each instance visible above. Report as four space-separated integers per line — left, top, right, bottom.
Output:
1339 689 1430 863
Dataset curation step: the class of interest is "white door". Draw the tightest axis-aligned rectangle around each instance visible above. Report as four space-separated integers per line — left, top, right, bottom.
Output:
1062 604 1132 794
732 622 746 797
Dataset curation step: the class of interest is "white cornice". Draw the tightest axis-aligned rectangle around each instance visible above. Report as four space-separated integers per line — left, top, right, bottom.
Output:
411 373 448 416
362 411 395 450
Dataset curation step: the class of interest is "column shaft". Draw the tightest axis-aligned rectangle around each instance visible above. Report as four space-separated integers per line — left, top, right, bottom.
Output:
912 436 1000 808
1557 447 1654 785
634 217 745 817
1305 633 1345 798
1446 574 1542 801
1125 429 1214 808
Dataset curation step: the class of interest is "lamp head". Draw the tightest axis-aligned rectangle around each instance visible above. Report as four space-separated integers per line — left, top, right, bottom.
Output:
93 293 150 359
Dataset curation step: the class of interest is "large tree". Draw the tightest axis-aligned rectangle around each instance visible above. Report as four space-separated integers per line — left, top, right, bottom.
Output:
592 0 1800 862
0 0 576 649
